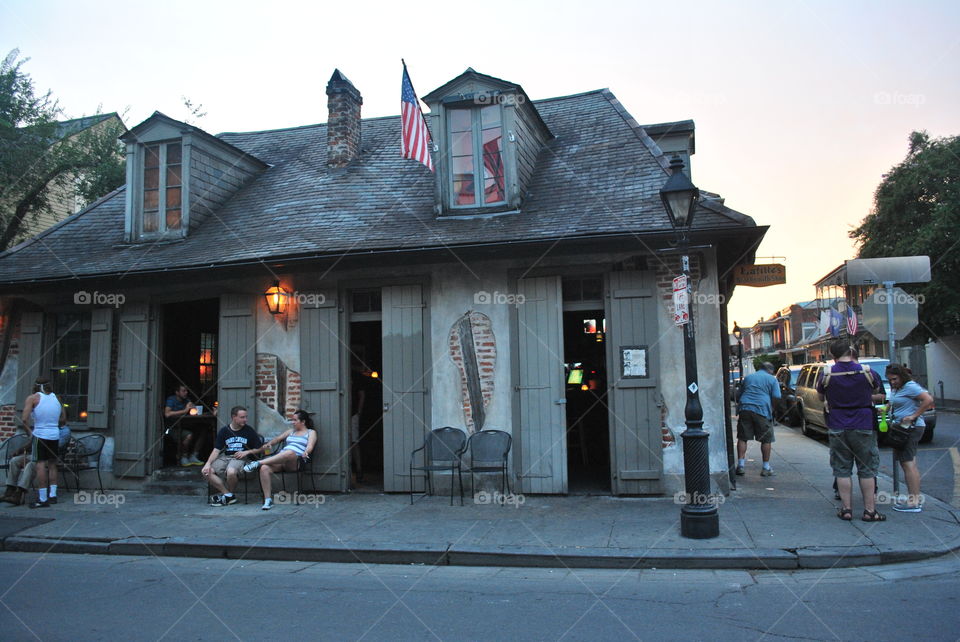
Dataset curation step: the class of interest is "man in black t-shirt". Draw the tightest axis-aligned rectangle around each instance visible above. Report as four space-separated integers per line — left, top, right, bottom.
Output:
201 406 262 506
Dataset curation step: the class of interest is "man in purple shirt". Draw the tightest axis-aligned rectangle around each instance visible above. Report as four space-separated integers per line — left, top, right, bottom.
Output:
817 340 885 522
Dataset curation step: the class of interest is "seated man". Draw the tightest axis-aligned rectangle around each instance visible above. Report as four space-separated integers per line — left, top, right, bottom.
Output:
201 406 262 506
2 425 72 506
164 385 204 466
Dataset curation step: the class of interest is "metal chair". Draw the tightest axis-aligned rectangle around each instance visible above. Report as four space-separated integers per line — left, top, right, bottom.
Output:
61 434 105 493
459 430 512 504
410 427 467 505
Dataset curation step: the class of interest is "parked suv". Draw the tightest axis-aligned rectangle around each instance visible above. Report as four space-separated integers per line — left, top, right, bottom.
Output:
793 359 936 443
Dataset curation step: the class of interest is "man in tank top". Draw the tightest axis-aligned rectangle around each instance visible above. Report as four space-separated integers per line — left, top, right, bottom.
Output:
21 377 66 508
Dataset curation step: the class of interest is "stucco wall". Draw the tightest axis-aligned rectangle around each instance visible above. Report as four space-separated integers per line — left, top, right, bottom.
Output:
926 335 960 402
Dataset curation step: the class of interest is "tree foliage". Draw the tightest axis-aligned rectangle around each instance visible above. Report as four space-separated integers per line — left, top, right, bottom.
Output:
0 49 126 251
850 131 960 342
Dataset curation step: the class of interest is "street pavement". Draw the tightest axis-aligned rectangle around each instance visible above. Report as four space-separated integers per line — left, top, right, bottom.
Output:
1 421 959 570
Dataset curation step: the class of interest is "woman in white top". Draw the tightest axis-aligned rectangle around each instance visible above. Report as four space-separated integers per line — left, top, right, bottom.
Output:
22 377 66 508
243 409 317 510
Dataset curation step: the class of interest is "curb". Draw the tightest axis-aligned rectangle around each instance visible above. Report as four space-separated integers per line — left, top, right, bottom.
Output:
2 534 955 570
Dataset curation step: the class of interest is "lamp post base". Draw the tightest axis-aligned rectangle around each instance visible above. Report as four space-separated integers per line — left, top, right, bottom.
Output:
680 505 720 539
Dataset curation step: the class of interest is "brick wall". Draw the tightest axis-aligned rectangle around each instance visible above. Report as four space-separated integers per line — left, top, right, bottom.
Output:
449 311 496 433
256 353 302 420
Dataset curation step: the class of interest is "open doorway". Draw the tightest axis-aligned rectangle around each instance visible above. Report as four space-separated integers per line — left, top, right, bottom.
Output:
349 291 384 491
563 310 610 493
159 298 219 468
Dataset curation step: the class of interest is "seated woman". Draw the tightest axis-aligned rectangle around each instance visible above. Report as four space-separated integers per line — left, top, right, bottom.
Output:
243 409 317 510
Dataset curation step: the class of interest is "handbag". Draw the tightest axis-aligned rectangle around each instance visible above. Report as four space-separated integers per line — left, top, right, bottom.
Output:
886 420 914 449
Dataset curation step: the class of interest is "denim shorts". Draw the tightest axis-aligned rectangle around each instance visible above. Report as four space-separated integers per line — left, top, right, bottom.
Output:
829 429 879 478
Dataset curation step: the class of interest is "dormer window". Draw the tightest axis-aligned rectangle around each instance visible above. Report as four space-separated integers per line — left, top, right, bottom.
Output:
448 105 505 208
142 141 182 234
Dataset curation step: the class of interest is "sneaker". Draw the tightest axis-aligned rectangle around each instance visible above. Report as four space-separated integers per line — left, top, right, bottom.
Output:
223 494 238 505
735 465 745 476
181 456 192 467
893 503 922 513
242 460 261 474
760 468 774 477
209 494 224 506
261 498 273 511
29 501 50 509
187 455 204 466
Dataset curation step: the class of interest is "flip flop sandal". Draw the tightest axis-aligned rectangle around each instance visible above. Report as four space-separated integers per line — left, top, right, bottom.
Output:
837 507 853 521
862 510 887 522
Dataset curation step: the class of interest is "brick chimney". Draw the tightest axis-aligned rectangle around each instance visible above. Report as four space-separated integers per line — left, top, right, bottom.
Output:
326 69 363 167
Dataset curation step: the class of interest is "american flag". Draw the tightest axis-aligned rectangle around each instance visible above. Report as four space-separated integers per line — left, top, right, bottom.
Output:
846 305 858 335
401 65 434 171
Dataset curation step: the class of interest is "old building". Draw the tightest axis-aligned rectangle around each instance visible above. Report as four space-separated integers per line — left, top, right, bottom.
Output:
0 68 766 496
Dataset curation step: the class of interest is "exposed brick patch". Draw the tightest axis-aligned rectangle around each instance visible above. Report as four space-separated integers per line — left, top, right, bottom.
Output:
255 353 302 420
0 405 16 439
449 311 496 433
659 399 675 448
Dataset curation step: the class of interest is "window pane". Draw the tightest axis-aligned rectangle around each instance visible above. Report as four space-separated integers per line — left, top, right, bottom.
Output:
449 109 471 132
452 155 474 175
143 209 158 232
166 165 182 187
145 145 160 168
166 187 181 208
143 189 159 210
144 167 159 190
166 208 181 229
450 131 473 156
166 143 182 164
454 176 475 205
483 177 505 203
480 105 500 127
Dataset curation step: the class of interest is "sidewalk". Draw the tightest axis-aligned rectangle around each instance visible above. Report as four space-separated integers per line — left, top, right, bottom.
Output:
2 425 958 570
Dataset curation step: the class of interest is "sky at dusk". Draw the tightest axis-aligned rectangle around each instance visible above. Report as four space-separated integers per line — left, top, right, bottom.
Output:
3 0 958 330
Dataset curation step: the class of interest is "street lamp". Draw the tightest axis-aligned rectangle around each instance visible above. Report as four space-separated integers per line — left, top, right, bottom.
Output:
660 156 719 540
732 323 744 386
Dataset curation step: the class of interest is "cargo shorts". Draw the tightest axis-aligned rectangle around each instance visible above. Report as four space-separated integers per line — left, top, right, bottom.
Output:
737 410 775 444
829 429 879 478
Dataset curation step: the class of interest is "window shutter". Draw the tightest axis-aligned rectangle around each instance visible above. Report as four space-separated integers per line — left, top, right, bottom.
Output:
85 308 113 428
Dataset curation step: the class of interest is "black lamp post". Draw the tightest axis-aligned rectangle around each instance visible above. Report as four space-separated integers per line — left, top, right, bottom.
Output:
732 323 744 386
660 156 719 539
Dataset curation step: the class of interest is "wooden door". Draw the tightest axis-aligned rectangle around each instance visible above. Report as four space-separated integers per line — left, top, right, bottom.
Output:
114 303 151 477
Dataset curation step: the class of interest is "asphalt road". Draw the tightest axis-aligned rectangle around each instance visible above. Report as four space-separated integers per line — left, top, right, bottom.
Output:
2 552 960 640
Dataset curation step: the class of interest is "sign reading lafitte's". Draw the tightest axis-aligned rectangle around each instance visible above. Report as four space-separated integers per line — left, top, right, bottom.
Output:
734 264 786 287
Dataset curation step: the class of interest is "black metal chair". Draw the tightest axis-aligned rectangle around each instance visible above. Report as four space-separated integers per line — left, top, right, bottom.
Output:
276 438 318 497
459 430 512 504
61 434 105 493
410 427 467 505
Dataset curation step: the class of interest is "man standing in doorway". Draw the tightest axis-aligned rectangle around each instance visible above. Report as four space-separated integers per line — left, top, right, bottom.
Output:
201 406 262 506
735 362 781 477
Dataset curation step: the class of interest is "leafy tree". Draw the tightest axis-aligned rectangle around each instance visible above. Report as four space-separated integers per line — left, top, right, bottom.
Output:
752 354 783 372
0 49 126 251
850 131 960 342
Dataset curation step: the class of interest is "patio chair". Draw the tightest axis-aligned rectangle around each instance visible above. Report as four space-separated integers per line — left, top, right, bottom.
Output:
1 433 31 477
410 427 467 505
459 430 512 505
61 434 105 493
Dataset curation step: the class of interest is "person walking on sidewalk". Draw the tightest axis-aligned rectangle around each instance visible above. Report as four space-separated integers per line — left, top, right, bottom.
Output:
201 406 262 506
818 341 885 522
735 362 781 476
243 409 317 510
21 377 66 508
885 364 934 513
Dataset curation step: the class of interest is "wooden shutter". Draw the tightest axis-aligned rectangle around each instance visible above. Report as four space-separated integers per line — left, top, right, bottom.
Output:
606 271 661 495
299 290 344 491
382 284 428 492
15 311 44 414
113 303 151 477
515 276 567 494
85 308 113 429
218 294 256 424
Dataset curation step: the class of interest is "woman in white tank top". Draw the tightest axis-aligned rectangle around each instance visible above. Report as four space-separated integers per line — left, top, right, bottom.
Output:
22 377 66 508
242 409 317 510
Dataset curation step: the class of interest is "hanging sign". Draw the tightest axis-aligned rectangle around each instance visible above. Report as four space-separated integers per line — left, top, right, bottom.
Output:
673 275 689 325
735 264 786 287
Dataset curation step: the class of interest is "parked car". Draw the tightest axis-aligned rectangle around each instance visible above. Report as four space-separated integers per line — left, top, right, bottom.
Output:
774 365 804 426
793 359 936 443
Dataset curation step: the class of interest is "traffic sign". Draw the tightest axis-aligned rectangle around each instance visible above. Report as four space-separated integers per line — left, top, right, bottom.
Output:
673 275 689 326
860 287 919 340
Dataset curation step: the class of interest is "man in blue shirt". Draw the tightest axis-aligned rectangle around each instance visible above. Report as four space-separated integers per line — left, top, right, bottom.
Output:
736 362 781 476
